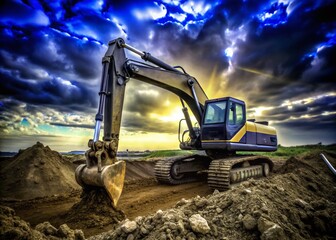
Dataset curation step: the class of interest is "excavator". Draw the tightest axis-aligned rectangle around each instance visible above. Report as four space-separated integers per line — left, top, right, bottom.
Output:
75 38 277 206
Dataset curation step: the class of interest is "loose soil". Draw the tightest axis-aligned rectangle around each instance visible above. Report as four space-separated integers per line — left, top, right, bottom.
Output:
1 143 336 240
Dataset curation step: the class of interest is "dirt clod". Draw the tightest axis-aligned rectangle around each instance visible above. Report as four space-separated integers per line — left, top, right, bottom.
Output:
261 224 286 240
242 214 257 230
35 221 58 235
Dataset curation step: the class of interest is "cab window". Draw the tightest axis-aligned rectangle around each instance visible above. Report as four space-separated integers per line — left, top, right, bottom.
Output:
229 102 244 125
204 101 227 124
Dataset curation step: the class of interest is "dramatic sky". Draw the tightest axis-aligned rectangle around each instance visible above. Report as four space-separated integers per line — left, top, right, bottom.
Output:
0 0 335 152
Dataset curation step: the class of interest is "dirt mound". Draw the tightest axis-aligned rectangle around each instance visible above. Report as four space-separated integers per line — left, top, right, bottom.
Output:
0 142 80 200
56 188 125 230
0 205 85 240
90 151 336 240
125 160 156 180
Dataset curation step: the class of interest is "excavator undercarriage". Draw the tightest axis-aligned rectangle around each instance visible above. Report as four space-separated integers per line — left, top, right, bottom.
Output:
154 154 273 190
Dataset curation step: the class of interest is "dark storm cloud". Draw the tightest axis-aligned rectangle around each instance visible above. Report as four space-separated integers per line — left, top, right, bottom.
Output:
0 0 124 116
259 95 336 122
227 0 336 107
0 26 104 81
0 68 96 111
0 1 49 26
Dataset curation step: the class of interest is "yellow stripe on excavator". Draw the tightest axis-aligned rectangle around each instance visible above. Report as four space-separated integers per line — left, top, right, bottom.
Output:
202 121 276 143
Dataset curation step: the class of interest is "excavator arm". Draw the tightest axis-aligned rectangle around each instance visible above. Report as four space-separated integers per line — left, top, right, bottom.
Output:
75 38 208 206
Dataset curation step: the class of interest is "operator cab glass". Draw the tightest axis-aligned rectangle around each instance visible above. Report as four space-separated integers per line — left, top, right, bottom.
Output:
204 101 227 124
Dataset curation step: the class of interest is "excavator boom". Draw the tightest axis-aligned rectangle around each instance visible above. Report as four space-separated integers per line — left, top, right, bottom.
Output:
75 38 209 206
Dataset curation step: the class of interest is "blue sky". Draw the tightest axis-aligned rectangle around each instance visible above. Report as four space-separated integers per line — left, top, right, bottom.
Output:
0 0 335 152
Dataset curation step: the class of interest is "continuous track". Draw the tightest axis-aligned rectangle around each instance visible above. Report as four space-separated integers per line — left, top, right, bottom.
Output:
155 154 273 190
154 155 202 184
208 155 272 190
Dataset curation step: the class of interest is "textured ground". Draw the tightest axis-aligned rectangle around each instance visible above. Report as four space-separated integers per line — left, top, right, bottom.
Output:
1 143 335 239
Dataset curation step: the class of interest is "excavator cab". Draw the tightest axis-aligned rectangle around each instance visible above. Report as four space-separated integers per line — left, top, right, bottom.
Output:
201 97 277 152
201 97 246 142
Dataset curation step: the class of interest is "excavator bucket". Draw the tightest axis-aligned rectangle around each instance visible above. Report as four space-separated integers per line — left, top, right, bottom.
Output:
101 161 126 206
75 161 126 206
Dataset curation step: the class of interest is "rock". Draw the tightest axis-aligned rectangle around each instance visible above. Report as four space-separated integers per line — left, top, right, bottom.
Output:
74 229 85 240
258 217 276 234
243 189 252 194
134 216 143 224
261 224 286 240
164 209 178 221
177 219 186 234
154 209 164 221
260 204 269 214
189 214 210 234
57 224 75 239
252 210 262 218
195 197 209 208
168 222 177 230
176 198 189 207
216 207 223 213
35 221 57 235
140 226 148 235
121 220 137 233
186 232 197 240
126 234 135 240
159 232 167 240
213 189 220 195
220 199 233 209
294 198 309 208
242 214 257 230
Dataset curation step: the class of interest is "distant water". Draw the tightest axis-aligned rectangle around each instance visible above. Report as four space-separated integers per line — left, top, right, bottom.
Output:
0 150 151 158
0 152 17 157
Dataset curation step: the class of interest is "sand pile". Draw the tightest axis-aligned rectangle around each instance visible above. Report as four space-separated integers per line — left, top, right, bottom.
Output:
90 151 336 240
0 142 80 200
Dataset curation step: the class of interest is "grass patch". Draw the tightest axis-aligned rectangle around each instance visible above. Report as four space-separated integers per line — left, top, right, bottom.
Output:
145 150 198 158
143 144 336 160
238 144 336 158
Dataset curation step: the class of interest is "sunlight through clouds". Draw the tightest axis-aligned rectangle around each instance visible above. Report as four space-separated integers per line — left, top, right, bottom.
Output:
0 0 335 151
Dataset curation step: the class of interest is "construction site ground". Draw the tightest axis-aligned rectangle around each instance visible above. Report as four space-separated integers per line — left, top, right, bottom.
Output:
0 143 335 239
